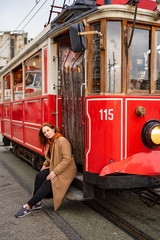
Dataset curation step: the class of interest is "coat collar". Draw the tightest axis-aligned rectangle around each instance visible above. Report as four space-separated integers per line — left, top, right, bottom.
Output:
45 137 60 159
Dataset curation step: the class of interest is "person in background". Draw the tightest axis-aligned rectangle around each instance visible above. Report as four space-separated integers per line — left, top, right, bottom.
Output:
15 122 77 218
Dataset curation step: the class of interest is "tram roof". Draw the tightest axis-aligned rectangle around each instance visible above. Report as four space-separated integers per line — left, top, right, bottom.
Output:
1 2 160 75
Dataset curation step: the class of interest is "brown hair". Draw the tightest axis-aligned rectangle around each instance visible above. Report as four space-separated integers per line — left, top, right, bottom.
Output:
39 122 62 146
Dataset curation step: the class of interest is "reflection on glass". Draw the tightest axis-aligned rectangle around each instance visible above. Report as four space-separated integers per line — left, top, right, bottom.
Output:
25 51 42 94
130 28 150 91
156 31 160 90
60 47 85 163
25 72 41 87
107 21 121 93
26 73 34 86
92 23 100 93
4 73 11 101
13 67 23 100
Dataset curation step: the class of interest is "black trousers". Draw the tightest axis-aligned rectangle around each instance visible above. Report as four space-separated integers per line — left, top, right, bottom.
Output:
27 168 52 208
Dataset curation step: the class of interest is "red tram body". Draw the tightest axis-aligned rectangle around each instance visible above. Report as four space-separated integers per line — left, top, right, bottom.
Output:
1 95 60 155
1 0 160 198
85 95 160 175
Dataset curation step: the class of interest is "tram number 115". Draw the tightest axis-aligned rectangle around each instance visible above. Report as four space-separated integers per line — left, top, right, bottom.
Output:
99 109 114 121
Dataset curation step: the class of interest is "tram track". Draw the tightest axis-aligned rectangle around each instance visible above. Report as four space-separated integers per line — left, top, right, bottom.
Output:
85 199 154 240
1 147 159 240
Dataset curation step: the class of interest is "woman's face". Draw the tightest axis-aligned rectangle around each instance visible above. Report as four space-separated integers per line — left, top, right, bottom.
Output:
42 126 55 139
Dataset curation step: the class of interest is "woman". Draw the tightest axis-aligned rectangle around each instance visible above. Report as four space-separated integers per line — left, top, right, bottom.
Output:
15 122 77 218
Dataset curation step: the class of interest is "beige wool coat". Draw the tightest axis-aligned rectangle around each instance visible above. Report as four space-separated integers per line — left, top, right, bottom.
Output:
43 136 77 211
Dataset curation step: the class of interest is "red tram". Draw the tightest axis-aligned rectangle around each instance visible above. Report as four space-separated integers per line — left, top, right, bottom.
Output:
1 0 160 199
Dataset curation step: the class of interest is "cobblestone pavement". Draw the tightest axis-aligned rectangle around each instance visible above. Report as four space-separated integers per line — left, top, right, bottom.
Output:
0 161 70 240
0 147 136 240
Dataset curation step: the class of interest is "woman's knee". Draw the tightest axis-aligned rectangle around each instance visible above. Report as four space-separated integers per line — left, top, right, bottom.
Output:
40 180 52 194
42 179 52 188
35 169 49 182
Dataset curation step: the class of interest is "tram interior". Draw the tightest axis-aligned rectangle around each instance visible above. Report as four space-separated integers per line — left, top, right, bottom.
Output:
88 23 160 94
3 51 42 101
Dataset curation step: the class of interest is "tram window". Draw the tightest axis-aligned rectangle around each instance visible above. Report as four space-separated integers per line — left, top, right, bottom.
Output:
4 73 11 101
91 23 101 93
26 73 34 86
13 65 23 100
156 31 160 91
106 21 121 93
129 28 150 91
25 51 42 96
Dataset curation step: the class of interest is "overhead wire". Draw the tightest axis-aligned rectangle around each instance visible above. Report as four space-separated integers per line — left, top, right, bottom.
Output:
14 1 41 33
0 0 41 50
21 0 47 30
0 0 47 56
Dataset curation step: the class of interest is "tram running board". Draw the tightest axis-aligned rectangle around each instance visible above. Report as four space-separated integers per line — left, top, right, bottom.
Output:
65 172 94 201
65 185 88 201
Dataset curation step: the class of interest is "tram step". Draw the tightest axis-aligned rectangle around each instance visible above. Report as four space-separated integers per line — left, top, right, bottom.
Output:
65 185 86 201
75 171 83 181
65 185 93 201
65 172 94 201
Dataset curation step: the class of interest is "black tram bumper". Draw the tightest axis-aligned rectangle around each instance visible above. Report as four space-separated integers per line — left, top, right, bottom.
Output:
83 171 160 189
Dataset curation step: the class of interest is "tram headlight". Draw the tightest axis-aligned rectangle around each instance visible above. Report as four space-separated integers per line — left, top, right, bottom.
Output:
151 126 160 144
141 120 160 149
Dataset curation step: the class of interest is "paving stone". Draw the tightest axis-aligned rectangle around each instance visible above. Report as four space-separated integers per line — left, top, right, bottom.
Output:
0 162 69 240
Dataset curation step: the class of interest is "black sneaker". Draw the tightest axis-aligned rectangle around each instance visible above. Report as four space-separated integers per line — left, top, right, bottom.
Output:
15 205 31 218
31 202 42 210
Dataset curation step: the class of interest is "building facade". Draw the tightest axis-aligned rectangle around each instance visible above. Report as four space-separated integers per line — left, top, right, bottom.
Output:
0 31 28 102
0 31 28 70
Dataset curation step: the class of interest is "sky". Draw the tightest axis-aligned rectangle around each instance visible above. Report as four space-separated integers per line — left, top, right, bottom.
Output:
0 0 74 39
0 0 157 40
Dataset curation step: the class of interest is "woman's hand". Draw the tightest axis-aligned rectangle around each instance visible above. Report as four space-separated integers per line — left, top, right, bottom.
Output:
41 165 47 171
46 171 56 180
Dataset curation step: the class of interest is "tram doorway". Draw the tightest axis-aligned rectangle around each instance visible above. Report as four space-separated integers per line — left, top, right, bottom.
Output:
59 45 85 165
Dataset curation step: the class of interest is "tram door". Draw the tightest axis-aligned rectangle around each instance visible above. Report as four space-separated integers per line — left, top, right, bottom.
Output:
59 46 85 165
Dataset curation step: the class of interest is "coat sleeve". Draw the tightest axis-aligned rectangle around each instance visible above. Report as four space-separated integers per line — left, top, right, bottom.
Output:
53 138 73 175
43 144 50 167
43 159 50 167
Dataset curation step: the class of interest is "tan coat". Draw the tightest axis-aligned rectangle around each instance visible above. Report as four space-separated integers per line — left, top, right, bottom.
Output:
43 136 77 211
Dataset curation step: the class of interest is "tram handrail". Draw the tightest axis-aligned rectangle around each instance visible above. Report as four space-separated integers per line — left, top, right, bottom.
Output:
81 83 85 125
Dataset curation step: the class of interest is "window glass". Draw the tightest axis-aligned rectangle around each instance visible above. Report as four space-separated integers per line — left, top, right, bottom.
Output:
106 21 121 93
4 73 11 101
91 23 100 93
156 31 160 90
25 51 42 95
13 66 23 100
10 38 15 59
130 28 150 91
0 77 1 102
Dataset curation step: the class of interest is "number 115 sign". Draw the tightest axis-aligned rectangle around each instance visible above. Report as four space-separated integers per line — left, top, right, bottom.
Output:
85 97 123 173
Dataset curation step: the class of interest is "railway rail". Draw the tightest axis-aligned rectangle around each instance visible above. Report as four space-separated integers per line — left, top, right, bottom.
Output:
1 1 160 239
1 0 160 203
2 152 151 240
1 146 159 240
85 200 154 240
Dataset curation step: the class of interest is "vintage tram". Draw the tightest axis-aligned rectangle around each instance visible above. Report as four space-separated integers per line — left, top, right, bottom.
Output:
1 0 160 200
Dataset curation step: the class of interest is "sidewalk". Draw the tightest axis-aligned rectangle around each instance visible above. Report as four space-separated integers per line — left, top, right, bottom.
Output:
0 147 137 240
0 160 70 240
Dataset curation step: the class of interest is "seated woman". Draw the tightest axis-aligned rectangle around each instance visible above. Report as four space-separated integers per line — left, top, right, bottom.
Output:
15 122 77 218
